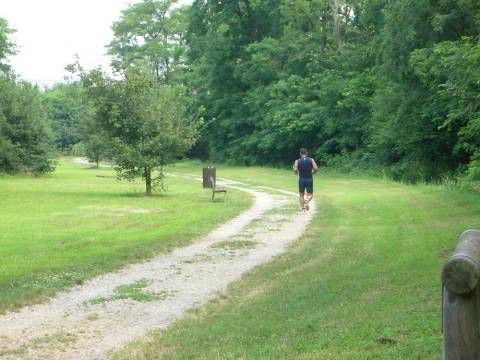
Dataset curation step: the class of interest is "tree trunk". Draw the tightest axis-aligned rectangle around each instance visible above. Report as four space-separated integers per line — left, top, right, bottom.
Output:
155 62 160 81
236 0 257 42
164 58 170 84
94 150 100 168
320 8 327 49
329 0 343 51
144 167 152 196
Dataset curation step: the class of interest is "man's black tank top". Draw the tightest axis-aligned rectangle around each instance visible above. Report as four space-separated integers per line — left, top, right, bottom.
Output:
298 157 313 180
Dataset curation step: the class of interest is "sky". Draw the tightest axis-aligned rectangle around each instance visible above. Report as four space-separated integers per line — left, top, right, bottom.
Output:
0 0 190 87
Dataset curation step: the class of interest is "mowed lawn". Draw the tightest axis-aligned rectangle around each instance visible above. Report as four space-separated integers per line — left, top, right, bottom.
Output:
0 158 251 313
115 161 480 359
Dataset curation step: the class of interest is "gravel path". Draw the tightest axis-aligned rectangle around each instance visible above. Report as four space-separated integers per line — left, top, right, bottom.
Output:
0 172 315 360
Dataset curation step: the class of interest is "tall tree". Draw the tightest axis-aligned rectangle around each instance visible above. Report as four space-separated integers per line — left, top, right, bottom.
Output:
108 0 188 84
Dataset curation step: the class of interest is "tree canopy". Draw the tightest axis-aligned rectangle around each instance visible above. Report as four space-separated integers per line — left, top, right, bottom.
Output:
108 0 189 84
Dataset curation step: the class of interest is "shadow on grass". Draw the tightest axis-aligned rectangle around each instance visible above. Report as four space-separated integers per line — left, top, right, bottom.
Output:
13 189 170 199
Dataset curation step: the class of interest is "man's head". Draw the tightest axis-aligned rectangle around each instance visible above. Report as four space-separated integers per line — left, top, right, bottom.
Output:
299 148 308 157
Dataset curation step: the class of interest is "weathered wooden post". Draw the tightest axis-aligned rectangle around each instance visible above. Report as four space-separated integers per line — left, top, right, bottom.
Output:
202 167 216 188
442 230 480 360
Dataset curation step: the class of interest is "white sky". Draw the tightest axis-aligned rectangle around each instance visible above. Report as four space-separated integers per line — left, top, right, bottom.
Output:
0 0 190 87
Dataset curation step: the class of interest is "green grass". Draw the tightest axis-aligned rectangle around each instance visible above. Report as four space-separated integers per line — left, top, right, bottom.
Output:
113 160 480 359
0 158 251 313
88 279 167 304
210 240 259 250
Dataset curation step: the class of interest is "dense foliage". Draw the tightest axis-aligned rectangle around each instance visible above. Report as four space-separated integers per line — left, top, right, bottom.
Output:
0 18 54 175
4 0 480 183
184 0 480 182
43 82 88 151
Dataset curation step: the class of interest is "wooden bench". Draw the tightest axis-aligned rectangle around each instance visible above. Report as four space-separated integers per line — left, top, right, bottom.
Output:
210 177 227 201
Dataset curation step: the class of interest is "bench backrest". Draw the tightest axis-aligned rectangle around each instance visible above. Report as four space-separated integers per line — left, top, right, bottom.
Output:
209 176 215 190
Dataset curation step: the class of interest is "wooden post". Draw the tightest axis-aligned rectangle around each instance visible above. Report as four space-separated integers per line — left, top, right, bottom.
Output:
202 167 207 188
202 167 216 188
442 230 480 359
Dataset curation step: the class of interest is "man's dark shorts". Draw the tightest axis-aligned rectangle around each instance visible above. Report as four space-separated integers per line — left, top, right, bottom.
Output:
299 178 313 194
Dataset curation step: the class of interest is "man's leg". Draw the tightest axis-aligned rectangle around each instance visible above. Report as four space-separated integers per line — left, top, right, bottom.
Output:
304 180 314 211
299 192 305 209
299 178 306 210
304 193 313 210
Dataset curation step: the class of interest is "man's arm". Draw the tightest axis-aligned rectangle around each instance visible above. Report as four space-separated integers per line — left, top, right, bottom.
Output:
312 159 319 174
293 160 298 174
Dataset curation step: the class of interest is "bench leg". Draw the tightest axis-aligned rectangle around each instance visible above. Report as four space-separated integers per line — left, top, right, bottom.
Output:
212 192 215 201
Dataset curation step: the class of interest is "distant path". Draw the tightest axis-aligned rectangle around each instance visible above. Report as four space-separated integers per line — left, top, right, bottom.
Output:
72 157 91 165
72 157 112 167
0 163 315 360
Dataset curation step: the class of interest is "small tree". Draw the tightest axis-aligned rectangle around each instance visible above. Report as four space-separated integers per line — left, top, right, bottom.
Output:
83 135 110 168
84 69 199 195
80 107 112 167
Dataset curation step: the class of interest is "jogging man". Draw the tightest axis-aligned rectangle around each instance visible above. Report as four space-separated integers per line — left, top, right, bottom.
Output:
293 148 318 211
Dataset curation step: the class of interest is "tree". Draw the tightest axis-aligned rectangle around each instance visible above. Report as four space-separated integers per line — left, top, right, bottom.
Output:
0 77 55 175
80 110 112 168
108 0 188 84
83 69 200 195
0 17 16 74
0 18 55 175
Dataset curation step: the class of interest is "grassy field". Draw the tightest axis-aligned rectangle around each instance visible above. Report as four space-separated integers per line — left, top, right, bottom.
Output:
114 161 480 359
0 158 251 313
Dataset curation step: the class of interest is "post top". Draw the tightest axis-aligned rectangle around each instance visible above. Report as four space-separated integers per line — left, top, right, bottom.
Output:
442 230 480 294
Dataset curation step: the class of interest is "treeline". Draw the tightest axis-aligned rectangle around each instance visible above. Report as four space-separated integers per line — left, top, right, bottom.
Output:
2 0 479 184
185 0 480 182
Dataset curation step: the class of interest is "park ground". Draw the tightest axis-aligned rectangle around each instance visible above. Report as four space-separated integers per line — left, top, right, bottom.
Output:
0 158 251 314
2 158 480 359
114 162 480 359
